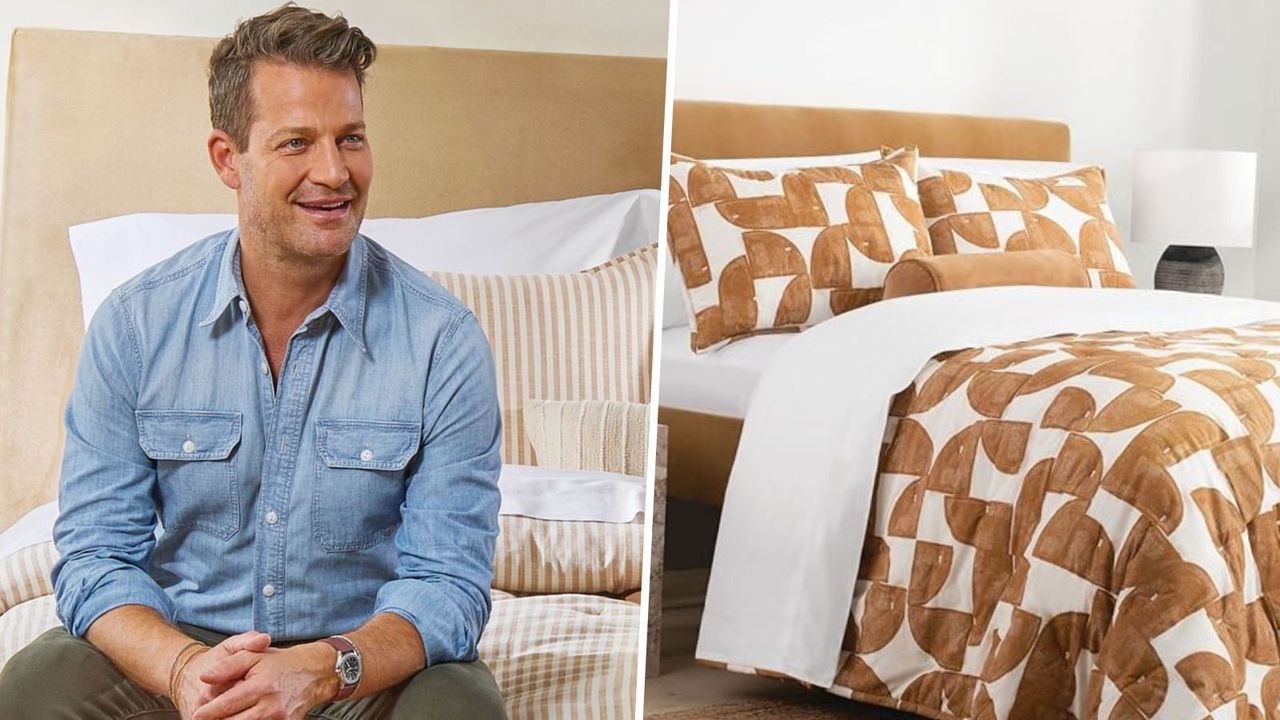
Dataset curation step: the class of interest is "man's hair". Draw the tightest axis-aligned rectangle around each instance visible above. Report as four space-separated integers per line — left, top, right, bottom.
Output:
208 4 377 150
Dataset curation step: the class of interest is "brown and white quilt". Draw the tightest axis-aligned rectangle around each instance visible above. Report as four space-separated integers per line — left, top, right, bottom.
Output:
696 287 1280 720
837 322 1280 719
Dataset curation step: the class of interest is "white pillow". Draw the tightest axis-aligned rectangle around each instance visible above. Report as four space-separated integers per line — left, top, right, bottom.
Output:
0 501 57 562
69 189 659 329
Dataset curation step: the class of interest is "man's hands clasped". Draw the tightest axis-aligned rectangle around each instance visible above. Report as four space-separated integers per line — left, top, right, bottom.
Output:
171 631 341 720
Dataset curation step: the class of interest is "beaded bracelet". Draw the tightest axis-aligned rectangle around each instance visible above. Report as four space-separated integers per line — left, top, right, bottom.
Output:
168 641 207 708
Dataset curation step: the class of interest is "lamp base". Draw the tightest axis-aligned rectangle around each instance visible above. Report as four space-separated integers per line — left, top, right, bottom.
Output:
1154 245 1224 295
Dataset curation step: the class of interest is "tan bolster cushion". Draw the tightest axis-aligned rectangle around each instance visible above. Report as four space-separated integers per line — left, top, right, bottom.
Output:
883 249 1090 300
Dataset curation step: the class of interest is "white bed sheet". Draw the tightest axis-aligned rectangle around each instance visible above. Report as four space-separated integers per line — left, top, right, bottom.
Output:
696 287 1280 688
658 326 795 418
497 465 644 523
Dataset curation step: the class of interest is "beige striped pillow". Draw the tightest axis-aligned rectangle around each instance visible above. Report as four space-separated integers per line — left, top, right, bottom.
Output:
0 541 56 615
491 514 643 595
430 245 657 465
523 399 649 475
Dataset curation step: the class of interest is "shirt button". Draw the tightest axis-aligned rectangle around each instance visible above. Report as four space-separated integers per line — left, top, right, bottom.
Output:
265 510 279 525
182 440 196 453
260 361 270 375
262 584 276 598
360 449 373 462
239 300 249 314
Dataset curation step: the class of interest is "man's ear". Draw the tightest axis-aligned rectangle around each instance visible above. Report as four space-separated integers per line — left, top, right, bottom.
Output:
208 130 242 190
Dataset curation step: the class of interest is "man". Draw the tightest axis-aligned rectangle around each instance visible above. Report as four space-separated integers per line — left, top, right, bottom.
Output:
0 6 505 719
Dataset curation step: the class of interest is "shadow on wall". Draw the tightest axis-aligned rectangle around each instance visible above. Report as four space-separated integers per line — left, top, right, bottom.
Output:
1220 0 1280 301
1187 0 1267 300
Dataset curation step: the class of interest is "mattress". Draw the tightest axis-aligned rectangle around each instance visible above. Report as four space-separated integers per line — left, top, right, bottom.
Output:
659 325 794 418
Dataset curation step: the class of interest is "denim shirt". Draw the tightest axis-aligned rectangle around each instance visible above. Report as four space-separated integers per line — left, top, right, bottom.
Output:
51 230 502 665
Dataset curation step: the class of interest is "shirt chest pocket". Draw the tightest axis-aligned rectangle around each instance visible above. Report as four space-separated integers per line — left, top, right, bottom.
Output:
136 410 243 541
313 419 421 552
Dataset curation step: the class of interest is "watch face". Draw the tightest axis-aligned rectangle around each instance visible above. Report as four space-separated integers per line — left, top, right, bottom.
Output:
339 652 361 684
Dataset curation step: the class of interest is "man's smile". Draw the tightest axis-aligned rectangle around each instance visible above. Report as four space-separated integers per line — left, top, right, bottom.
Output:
294 196 354 221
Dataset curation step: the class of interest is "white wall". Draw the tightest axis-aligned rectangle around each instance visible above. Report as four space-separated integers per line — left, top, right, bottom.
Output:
0 0 669 207
675 0 1270 298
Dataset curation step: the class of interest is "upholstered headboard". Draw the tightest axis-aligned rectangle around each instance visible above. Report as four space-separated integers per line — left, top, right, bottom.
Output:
662 99 1071 508
671 100 1069 161
0 28 666 533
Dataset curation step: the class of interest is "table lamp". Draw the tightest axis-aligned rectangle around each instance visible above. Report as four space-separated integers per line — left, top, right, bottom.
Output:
1131 149 1257 294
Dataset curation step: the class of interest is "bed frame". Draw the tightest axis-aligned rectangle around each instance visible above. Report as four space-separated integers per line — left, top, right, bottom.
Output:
663 100 1071 506
0 28 665 533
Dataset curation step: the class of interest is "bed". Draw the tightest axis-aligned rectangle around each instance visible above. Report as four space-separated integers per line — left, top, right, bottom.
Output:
0 28 663 719
666 101 1280 718
660 101 1073 507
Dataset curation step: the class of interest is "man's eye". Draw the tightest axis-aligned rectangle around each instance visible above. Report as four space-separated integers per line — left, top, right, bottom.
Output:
343 134 365 146
282 138 306 150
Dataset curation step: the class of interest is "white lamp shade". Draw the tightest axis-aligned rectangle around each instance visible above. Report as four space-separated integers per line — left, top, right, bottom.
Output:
1131 149 1257 249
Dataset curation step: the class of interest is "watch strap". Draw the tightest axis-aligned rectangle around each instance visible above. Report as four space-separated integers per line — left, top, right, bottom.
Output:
320 635 360 701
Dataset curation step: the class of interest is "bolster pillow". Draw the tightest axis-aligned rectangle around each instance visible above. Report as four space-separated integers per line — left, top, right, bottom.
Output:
883 249 1090 300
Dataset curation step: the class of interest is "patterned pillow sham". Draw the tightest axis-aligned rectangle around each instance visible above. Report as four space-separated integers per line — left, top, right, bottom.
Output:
667 147 930 352
918 163 1136 288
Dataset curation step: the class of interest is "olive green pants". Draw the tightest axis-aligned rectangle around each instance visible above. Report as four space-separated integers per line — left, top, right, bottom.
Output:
0 625 506 719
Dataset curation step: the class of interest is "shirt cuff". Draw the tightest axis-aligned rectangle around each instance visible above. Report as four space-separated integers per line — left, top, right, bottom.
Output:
58 564 177 638
374 578 484 666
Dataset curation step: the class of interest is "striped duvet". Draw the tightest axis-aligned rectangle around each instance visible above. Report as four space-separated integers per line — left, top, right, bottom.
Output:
0 540 640 719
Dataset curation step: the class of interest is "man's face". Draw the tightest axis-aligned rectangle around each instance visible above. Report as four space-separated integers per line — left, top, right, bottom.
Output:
234 61 372 262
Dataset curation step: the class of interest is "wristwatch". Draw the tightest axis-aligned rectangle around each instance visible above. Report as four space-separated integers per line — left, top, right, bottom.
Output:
319 635 362 701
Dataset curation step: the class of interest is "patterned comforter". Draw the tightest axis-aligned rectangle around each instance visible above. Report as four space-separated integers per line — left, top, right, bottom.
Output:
830 322 1280 718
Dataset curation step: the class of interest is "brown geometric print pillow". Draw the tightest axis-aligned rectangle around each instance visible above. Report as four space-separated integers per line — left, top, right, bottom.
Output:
918 164 1136 288
668 147 930 352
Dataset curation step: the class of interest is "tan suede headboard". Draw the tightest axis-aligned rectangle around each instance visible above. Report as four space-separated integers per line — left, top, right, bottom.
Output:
671 100 1070 161
0 28 665 533
663 99 1070 507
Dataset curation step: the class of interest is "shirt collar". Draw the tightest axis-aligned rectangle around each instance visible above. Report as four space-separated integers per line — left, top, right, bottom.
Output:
199 229 369 352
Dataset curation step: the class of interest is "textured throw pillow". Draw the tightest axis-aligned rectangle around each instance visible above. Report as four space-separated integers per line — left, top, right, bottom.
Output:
667 147 930 352
430 245 656 465
523 399 649 476
918 164 1136 288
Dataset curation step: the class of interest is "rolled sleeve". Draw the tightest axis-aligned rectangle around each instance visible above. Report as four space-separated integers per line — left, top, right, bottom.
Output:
51 292 172 637
56 563 176 637
374 310 501 664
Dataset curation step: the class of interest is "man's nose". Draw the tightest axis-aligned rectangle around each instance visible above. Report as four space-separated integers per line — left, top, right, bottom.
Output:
309 140 350 189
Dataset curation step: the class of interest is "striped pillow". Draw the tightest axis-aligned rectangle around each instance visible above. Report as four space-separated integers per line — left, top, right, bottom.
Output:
0 541 56 615
431 245 657 465
491 515 643 595
0 541 59 672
